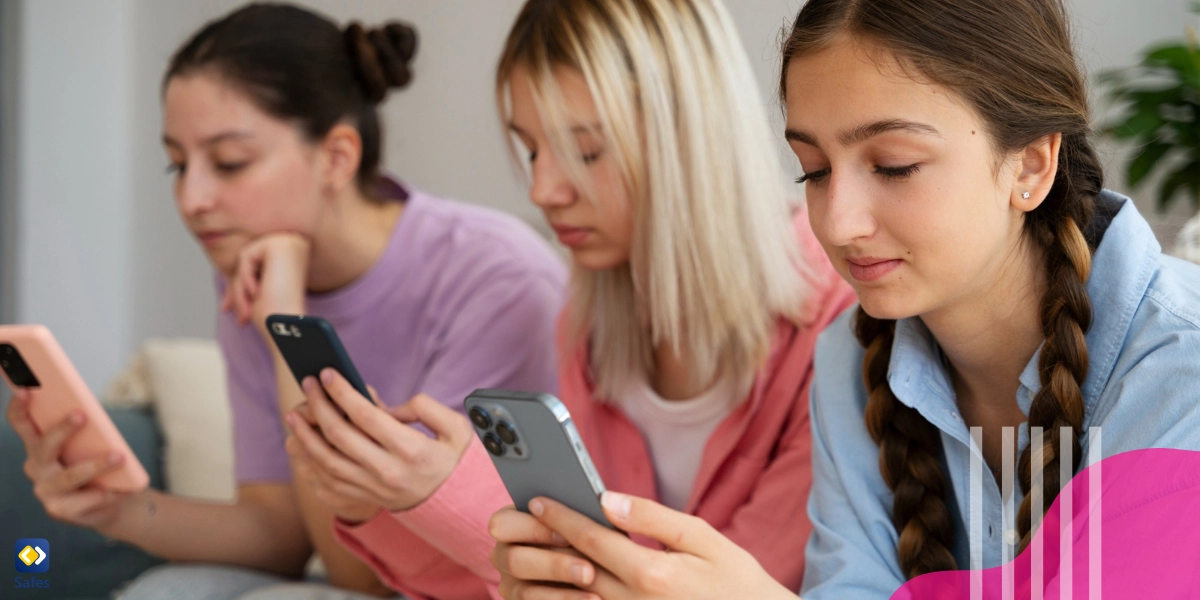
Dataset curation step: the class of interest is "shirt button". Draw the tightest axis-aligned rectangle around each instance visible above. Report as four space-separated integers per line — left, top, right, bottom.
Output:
1005 529 1019 545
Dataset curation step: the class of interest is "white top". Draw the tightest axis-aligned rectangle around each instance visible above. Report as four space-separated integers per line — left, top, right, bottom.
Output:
618 376 738 511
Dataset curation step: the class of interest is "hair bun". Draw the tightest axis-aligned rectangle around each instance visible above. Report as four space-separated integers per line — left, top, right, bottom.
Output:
345 21 418 104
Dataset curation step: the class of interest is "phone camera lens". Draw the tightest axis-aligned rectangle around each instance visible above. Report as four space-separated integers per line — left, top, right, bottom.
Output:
495 422 518 445
469 407 492 430
483 433 506 457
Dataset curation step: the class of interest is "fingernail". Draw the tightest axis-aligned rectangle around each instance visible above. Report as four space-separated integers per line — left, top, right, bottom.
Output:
529 498 544 517
550 531 567 546
109 453 122 465
320 369 334 385
601 491 630 521
570 563 593 586
285 413 297 428
69 412 84 426
301 377 316 393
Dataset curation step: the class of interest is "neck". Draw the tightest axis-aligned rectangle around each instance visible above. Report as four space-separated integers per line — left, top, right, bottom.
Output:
921 235 1046 414
304 186 404 293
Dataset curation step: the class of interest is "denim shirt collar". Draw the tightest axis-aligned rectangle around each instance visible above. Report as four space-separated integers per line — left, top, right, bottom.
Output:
1016 192 1159 423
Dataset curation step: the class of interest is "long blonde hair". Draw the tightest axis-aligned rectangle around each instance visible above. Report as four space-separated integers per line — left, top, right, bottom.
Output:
497 0 809 398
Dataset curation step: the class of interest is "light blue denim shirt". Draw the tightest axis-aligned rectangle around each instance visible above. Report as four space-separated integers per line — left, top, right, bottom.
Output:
801 191 1200 599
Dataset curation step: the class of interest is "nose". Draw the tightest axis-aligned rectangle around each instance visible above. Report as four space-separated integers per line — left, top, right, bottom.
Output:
817 170 877 247
175 168 217 218
527 151 577 209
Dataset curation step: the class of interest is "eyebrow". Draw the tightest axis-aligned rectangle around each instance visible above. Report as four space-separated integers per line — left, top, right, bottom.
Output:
161 130 254 148
784 119 942 148
507 122 603 137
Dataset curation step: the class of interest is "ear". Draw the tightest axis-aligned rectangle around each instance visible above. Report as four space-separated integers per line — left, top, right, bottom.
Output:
1009 132 1061 213
318 123 363 197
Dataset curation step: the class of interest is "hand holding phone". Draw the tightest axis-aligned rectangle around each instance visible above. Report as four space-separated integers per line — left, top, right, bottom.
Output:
465 389 614 528
1 325 149 494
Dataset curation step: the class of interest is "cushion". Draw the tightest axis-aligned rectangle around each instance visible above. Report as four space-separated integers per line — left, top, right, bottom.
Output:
140 339 236 502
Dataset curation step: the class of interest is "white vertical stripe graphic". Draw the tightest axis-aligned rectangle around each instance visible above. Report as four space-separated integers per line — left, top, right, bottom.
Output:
970 426 984 600
1002 426 1016 600
1088 428 1103 600
1031 426 1045 600
962 426 1103 599
1060 427 1074 600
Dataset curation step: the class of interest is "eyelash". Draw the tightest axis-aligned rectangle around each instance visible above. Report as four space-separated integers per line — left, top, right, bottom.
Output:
164 161 248 177
795 168 830 185
215 162 248 175
527 151 604 165
795 164 921 185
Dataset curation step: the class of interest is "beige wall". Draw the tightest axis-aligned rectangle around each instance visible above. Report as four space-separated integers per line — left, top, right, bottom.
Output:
6 0 1194 390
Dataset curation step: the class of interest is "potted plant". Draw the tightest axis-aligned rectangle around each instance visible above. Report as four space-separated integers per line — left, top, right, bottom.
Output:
1098 7 1200 262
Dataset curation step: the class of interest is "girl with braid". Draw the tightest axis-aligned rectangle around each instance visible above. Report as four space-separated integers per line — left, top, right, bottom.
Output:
487 0 1200 598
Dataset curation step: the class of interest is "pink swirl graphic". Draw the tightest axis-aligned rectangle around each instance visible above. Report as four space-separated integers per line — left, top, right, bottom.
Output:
890 448 1200 599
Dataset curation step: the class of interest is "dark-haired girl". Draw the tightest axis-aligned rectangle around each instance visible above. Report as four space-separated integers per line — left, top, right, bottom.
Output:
486 0 1200 598
6 3 564 599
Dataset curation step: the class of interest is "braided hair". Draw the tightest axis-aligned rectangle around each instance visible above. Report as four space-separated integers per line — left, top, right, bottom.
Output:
781 0 1102 578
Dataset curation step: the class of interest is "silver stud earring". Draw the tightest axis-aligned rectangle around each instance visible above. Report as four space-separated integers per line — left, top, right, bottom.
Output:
1022 191 1031 199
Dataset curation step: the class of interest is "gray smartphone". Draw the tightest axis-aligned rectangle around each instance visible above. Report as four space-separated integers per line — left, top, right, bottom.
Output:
465 389 614 529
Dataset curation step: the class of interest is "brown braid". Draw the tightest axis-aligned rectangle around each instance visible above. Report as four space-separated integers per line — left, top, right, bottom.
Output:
857 309 958 577
781 0 1103 578
1016 132 1101 548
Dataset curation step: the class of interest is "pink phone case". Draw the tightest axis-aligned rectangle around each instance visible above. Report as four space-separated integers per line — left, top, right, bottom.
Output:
0 325 149 493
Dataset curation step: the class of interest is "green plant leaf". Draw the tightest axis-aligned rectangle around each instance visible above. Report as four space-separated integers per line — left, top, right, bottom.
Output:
1127 141 1173 187
1146 44 1200 87
1157 166 1189 210
1131 88 1186 111
1107 108 1164 140
1157 163 1200 211
1095 68 1131 91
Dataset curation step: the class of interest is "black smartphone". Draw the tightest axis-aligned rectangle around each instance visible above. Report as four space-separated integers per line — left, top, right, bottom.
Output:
465 389 614 529
265 314 376 405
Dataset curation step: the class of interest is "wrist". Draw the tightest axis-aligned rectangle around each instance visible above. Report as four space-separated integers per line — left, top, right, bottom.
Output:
254 298 306 338
98 489 158 542
337 507 384 526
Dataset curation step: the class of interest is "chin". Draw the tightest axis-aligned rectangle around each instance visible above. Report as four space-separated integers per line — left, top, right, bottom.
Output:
854 288 922 322
569 247 629 272
204 249 238 277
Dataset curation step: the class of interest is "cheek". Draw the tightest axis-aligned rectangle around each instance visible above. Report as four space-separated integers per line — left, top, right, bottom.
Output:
227 154 324 236
594 166 635 245
898 169 1011 287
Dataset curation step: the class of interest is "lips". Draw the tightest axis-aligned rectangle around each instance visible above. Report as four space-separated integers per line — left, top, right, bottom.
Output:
195 230 231 247
551 224 591 248
845 256 902 282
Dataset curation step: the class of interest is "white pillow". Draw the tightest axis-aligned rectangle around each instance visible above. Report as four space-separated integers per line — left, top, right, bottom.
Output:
142 338 236 502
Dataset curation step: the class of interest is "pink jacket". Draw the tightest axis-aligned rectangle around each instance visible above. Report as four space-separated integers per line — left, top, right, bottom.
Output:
333 212 856 599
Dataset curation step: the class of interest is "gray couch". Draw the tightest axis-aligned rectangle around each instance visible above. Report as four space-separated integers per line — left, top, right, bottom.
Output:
1 405 166 599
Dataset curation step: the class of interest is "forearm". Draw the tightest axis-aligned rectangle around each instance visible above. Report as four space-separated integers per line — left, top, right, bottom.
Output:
292 473 392 596
272 353 390 595
99 488 312 576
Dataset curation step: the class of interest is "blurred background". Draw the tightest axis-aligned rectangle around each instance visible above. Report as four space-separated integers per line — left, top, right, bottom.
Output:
0 0 1196 394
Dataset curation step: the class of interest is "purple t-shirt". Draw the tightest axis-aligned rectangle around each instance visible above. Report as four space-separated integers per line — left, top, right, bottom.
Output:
216 182 567 483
